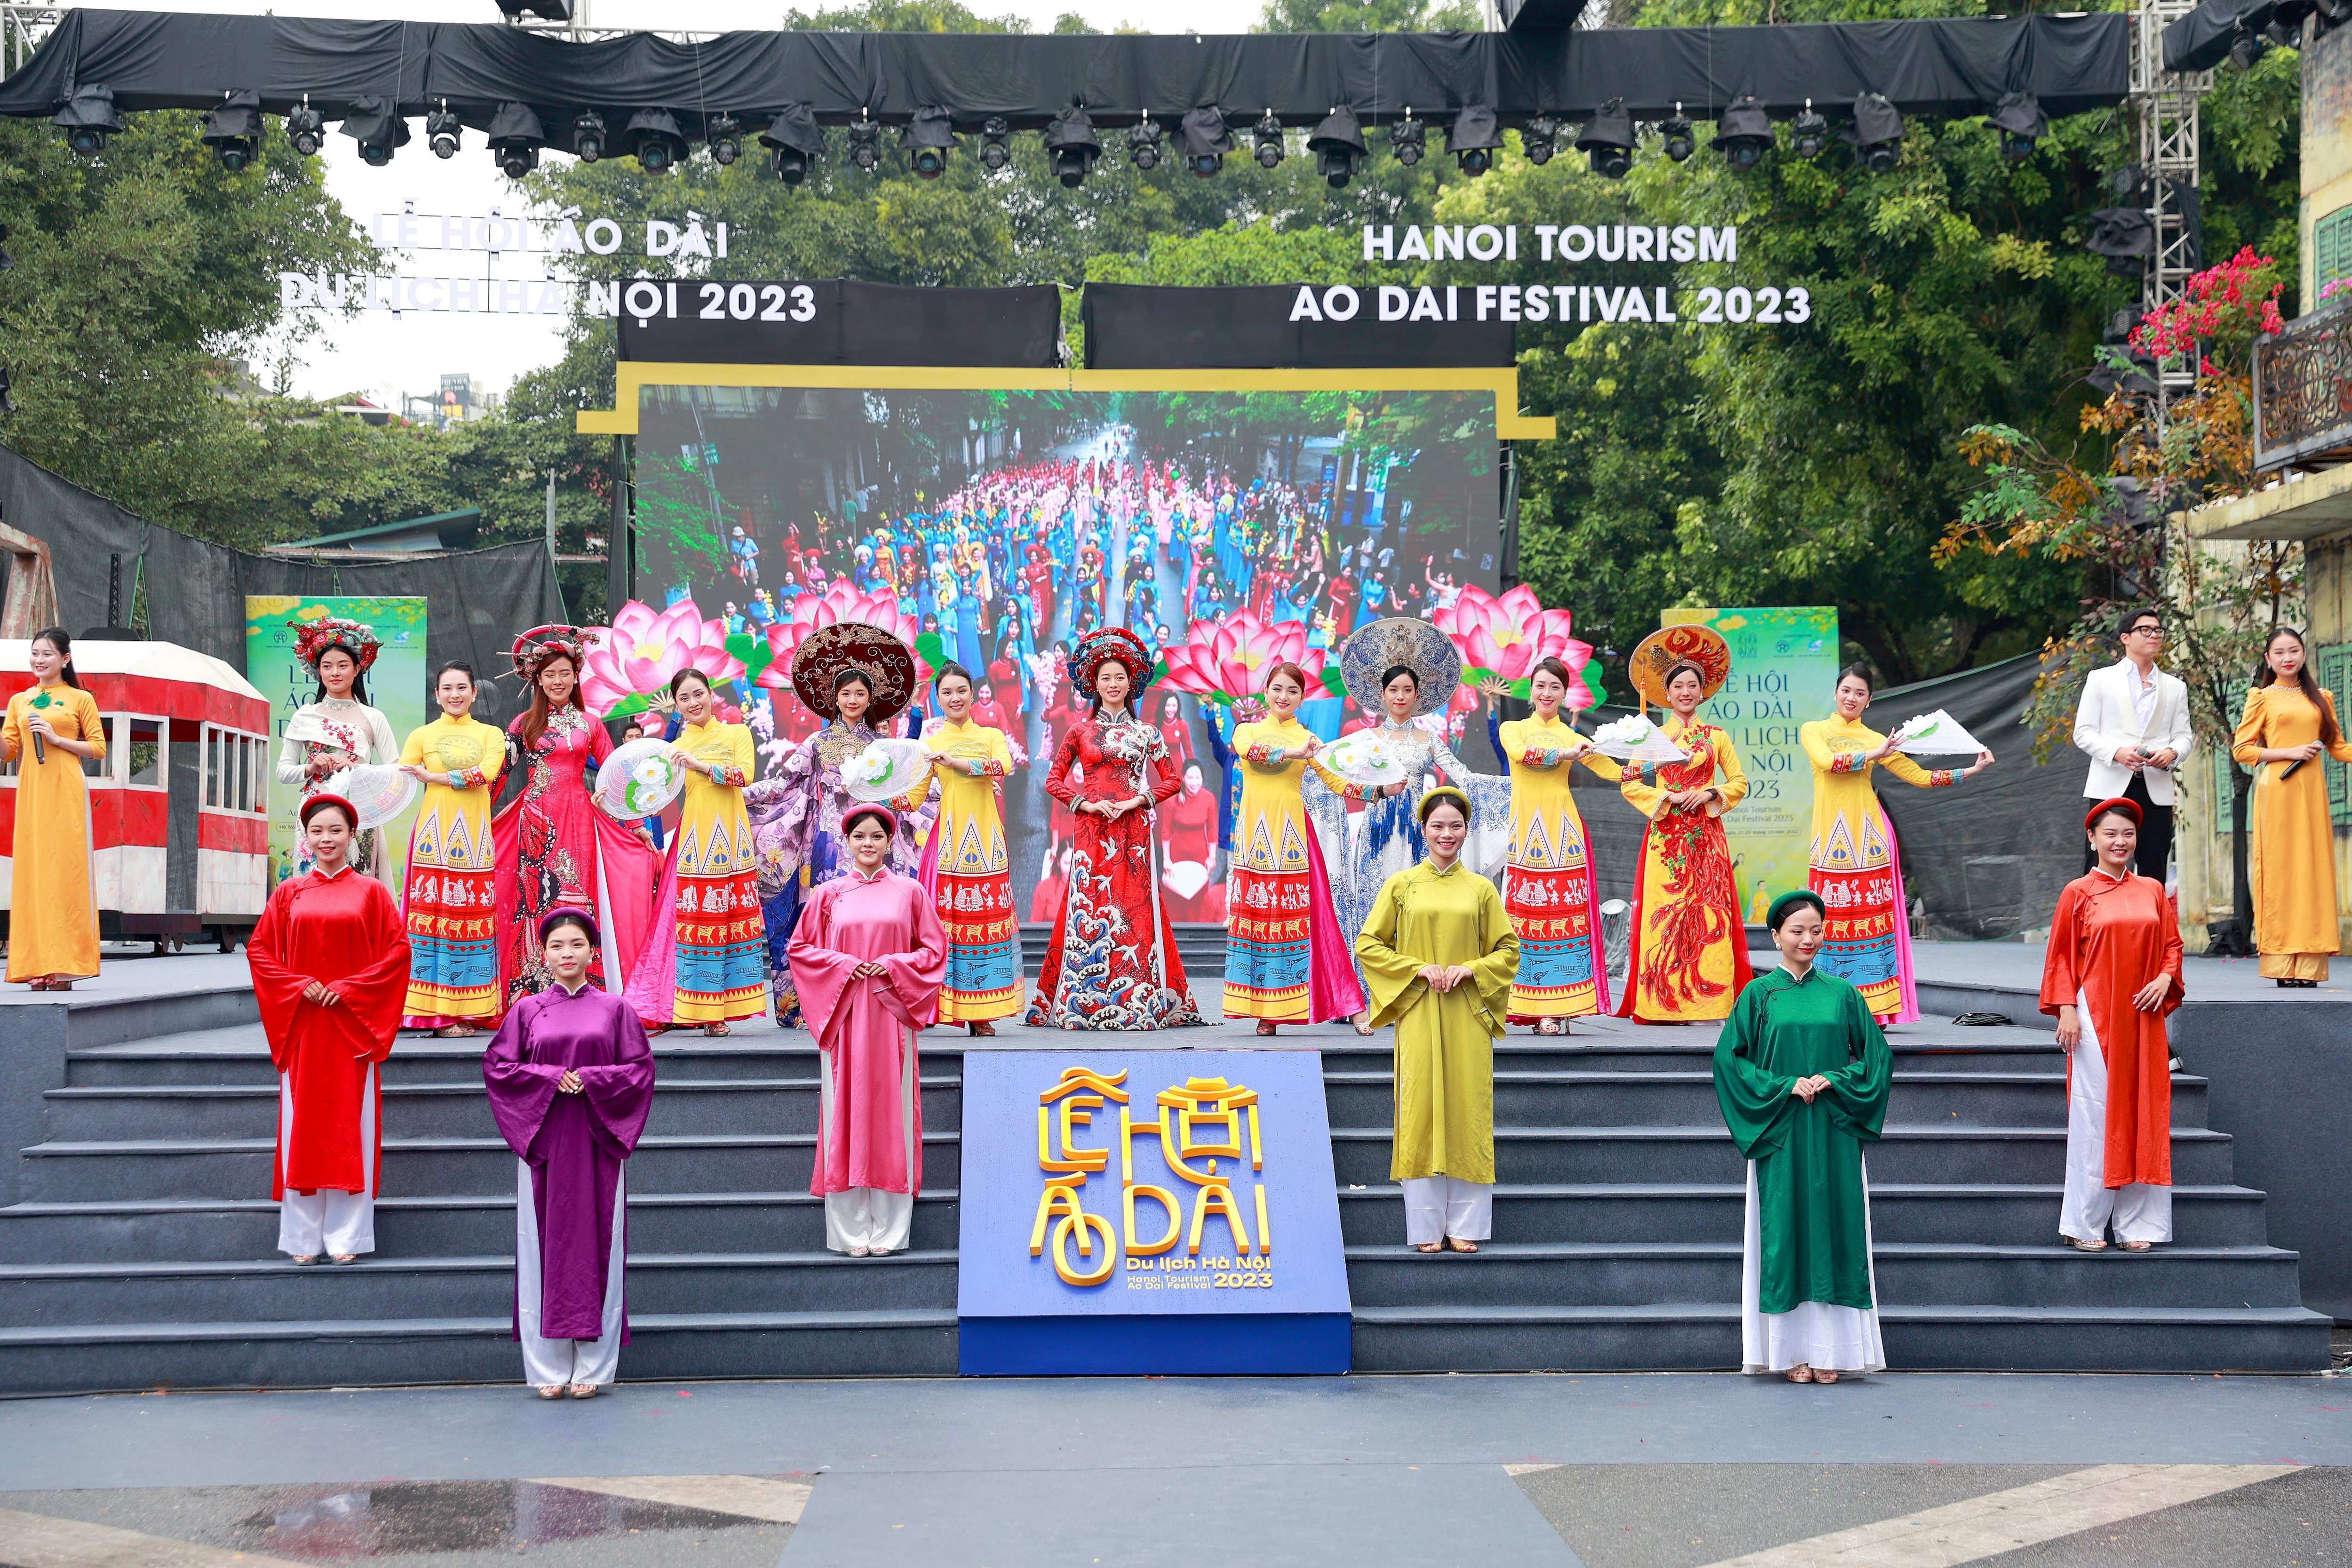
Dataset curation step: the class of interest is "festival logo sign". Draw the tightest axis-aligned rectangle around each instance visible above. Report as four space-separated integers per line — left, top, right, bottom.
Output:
957 1050 1350 1375
1663 606 1840 923
244 596 429 890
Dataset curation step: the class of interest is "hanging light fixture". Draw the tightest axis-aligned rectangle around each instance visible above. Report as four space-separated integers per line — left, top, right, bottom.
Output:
625 109 687 173
1252 110 1285 169
487 101 545 179
1128 113 1163 171
1390 111 1425 167
53 85 122 158
978 116 1013 172
1448 105 1502 175
1989 91 2045 163
706 114 743 167
286 97 326 158
1574 99 1633 179
1715 96 1771 171
1844 92 1904 175
1179 107 1232 177
847 112 882 172
1790 100 1829 159
761 104 825 185
905 106 954 178
1660 104 1695 162
342 96 411 167
203 90 263 171
1308 106 1366 187
572 110 608 163
1044 106 1101 188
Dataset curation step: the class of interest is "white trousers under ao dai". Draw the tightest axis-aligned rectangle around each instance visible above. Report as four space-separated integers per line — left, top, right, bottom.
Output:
816 1028 918 1255
1740 1158 1887 1376
276 1063 377 1258
515 1162 628 1389
1402 1176 1492 1246
2060 990 2172 1246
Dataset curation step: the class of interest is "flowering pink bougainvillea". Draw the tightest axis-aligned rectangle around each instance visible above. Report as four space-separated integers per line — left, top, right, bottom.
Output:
756 581 935 691
1431 584 1598 708
1160 610 1330 702
580 599 747 716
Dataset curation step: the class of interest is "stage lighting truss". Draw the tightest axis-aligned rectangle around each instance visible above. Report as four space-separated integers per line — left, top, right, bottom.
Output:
1308 106 1366 187
1574 98 1633 180
1520 112 1559 167
906 105 954 178
427 101 462 159
1448 104 1502 176
203 89 264 172
286 97 326 158
1179 106 1232 177
979 116 1013 173
1660 104 1695 163
848 113 882 172
1715 95 1771 171
1989 91 2044 164
706 113 743 167
1044 106 1101 188
1389 112 1425 168
487 101 546 178
762 104 825 185
626 108 687 173
53 84 122 158
1844 91 1903 175
572 109 607 163
1128 114 1164 172
1252 110 1285 170
1790 100 1829 159
343 96 411 167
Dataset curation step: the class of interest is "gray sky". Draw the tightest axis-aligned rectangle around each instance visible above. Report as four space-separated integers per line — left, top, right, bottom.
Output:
125 0 1269 407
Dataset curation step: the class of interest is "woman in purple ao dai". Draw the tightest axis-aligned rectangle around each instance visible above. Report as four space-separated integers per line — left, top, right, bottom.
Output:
482 907 656 1399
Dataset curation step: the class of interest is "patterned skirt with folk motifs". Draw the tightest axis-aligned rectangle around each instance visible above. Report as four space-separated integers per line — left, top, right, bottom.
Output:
401 791 501 1027
1504 804 1610 1022
1808 804 1914 1022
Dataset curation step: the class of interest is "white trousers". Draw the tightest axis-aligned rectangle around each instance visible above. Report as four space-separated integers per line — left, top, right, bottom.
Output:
276 1063 377 1258
816 1028 919 1254
1741 1158 1886 1375
2061 991 2173 1245
1402 1176 1492 1245
516 1161 628 1389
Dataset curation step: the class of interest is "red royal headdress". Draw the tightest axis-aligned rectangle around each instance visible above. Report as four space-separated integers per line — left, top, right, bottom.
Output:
1072 626 1155 700
289 616 381 673
511 624 588 684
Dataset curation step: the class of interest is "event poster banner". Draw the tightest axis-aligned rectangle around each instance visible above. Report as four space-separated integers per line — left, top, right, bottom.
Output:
957 1050 1351 1375
245 597 429 890
1663 606 1839 923
629 384 1503 908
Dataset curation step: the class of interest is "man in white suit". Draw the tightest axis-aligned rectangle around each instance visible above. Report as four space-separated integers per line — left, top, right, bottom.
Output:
2073 608 2193 879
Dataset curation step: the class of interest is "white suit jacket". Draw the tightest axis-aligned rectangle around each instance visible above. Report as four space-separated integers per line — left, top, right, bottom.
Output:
2074 659 2193 804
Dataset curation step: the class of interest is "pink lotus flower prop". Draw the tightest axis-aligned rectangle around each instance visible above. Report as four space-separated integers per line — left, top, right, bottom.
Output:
756 581 934 691
1433 585 1599 709
581 599 747 717
1161 610 1333 704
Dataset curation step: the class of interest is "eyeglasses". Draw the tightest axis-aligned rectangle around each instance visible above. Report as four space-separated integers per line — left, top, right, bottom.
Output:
2127 624 2164 637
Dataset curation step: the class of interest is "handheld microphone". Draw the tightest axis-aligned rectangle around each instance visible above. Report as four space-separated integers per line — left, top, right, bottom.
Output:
29 727 43 765
2280 756 2307 780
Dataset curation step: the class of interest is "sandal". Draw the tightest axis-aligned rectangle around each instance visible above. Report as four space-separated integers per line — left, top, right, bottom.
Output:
48 980 72 992
1534 1018 1563 1036
436 1024 478 1038
1784 1365 1813 1383
1414 1242 1443 1253
330 1254 359 1265
289 1255 319 1266
2063 1236 2108 1251
537 1385 565 1400
969 1021 996 1037
1815 1371 1840 1385
1445 1237 1478 1253
868 1246 893 1258
25 978 50 991
848 1245 870 1258
568 1384 599 1399
1354 1017 1375 1036
2120 1240 2153 1252
704 1022 732 1037
1255 1021 1278 1037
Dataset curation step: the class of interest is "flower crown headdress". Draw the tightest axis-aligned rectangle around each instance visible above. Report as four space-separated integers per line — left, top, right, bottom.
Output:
290 616 381 673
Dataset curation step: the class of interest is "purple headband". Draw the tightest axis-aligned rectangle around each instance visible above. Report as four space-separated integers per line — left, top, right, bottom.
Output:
538 905 600 946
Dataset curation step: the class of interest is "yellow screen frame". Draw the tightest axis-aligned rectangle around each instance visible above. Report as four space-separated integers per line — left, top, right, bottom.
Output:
577 363 1556 440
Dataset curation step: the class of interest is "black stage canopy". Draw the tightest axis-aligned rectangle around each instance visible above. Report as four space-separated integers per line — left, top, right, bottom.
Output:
1082 283 1516 369
617 282 1061 366
0 9 2128 144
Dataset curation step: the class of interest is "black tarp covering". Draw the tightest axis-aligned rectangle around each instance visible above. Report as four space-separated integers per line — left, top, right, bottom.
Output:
0 441 567 714
0 10 2128 135
2162 0 2273 72
1082 283 1516 369
617 281 1061 366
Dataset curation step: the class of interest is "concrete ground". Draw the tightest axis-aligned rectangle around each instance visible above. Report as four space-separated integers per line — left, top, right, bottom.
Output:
1 1372 2347 1567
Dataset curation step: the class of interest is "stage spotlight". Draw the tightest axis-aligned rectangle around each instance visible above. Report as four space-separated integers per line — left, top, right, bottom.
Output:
906 106 954 178
572 110 607 162
286 98 325 158
0 367 16 417
626 109 687 173
203 90 263 172
848 114 882 172
1574 98 1632 179
1251 110 1284 170
426 102 461 159
1390 113 1425 167
1044 106 1100 188
1448 105 1502 176
487 101 545 178
1715 95 1771 171
1179 107 1231 177
706 114 743 167
1128 115 1164 171
53 85 121 158
1790 100 1829 159
762 104 825 185
2229 25 2267 68
2266 0 2309 44
342 96 411 167
1307 106 1364 187
974 116 1012 173
1989 91 2044 163
1521 113 1559 167
1660 104 1695 162
1844 92 1904 175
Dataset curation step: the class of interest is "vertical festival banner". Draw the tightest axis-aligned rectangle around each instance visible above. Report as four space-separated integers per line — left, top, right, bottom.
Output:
245 596 429 890
1663 606 1838 924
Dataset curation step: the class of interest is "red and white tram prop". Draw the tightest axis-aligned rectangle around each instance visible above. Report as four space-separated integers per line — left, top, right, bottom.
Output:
0 638 272 950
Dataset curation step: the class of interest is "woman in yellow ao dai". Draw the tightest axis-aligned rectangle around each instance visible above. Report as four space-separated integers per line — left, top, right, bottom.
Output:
1224 663 1368 1032
396 664 507 1033
1491 656 1623 1031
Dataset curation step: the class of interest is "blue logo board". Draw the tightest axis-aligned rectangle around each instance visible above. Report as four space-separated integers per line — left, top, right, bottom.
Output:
956 1049 1352 1375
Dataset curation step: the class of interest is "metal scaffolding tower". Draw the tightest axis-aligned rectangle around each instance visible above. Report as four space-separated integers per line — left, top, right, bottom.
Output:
2134 0 2214 406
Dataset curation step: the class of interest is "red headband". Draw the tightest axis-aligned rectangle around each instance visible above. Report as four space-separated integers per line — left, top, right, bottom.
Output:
2084 796 2143 832
300 793 358 829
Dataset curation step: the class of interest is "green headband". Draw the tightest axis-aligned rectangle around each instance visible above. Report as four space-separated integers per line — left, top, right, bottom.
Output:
1417 785 1473 827
1766 890 1826 931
